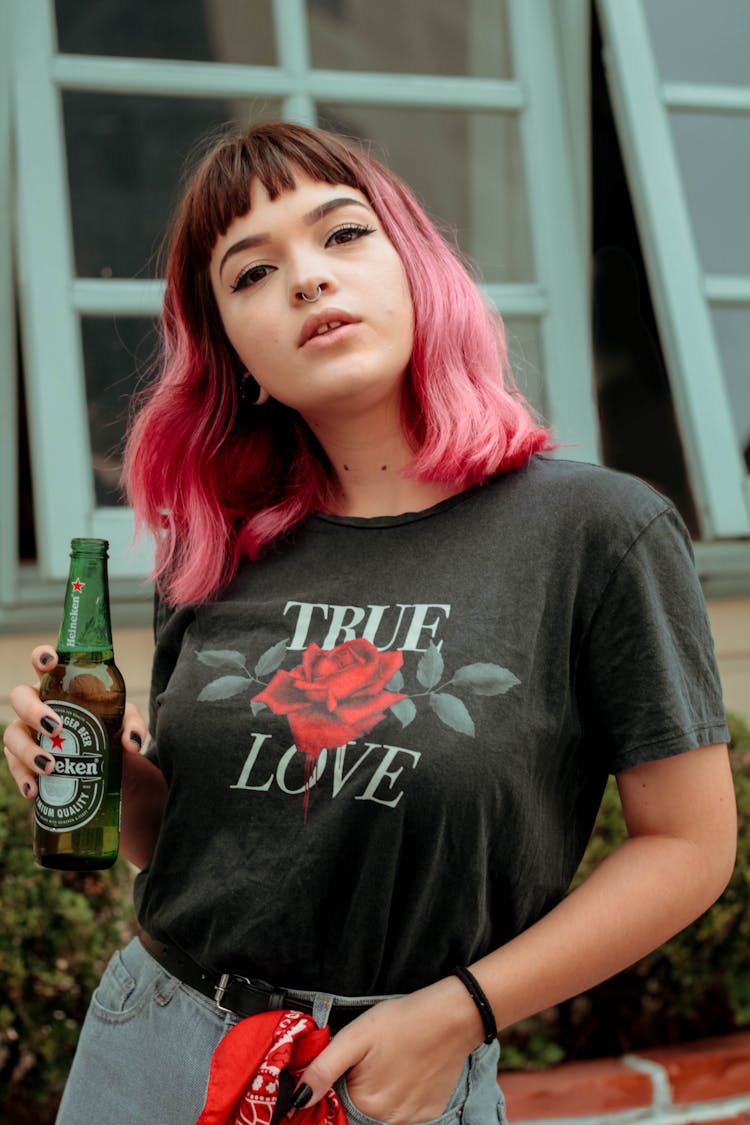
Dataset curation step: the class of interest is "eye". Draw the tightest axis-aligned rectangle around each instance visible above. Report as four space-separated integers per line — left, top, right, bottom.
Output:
326 223 376 247
230 263 275 293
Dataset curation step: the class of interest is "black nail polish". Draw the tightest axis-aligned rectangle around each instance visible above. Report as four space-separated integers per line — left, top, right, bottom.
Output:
39 652 53 667
40 716 57 734
34 754 53 772
23 782 32 797
129 731 143 748
290 1084 312 1110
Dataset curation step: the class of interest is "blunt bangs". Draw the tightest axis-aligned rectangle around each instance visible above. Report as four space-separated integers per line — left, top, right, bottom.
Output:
180 124 369 268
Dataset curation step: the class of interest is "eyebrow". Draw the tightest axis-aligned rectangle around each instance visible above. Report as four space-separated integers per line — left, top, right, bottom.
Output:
218 196 371 279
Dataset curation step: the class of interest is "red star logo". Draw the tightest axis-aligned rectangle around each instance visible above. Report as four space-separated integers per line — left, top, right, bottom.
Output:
72 579 84 592
50 733 65 750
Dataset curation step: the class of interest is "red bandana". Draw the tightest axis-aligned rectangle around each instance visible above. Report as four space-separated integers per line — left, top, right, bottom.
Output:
195 1009 346 1125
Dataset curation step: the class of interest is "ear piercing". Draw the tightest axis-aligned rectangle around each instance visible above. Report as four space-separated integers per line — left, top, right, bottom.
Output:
238 373 263 407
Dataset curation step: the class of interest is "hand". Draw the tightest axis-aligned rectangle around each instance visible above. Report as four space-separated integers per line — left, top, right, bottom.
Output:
3 645 147 802
293 976 484 1123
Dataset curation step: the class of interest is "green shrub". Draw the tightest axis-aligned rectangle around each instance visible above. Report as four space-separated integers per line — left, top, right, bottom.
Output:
0 740 135 1124
502 711 750 1069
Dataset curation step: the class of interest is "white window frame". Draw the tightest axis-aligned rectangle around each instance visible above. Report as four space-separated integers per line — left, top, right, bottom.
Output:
0 0 20 619
597 0 750 539
8 0 596 596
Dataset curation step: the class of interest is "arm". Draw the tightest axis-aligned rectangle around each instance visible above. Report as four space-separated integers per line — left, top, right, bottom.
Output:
470 741 735 1025
296 742 736 1123
3 645 166 870
120 737 168 869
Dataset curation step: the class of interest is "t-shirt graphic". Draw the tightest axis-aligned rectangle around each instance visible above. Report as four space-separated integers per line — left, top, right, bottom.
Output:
195 631 520 818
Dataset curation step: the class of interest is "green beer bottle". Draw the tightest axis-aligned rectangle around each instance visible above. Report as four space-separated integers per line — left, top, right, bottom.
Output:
34 539 126 870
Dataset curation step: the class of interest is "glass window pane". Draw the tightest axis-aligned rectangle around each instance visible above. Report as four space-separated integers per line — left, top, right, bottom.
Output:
56 0 277 65
711 308 750 469
642 0 750 85
317 105 534 283
504 318 546 416
669 112 750 277
307 0 513 78
82 318 157 507
64 94 284 278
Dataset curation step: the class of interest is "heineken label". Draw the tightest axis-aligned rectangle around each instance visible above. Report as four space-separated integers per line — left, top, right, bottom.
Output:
66 578 85 646
35 701 108 832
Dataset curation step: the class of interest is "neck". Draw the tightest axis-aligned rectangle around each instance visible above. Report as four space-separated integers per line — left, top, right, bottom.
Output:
303 401 460 518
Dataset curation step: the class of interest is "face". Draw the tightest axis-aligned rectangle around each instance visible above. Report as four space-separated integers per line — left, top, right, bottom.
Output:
209 172 415 421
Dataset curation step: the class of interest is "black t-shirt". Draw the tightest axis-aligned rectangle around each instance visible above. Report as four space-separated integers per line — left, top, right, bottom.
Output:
134 457 729 995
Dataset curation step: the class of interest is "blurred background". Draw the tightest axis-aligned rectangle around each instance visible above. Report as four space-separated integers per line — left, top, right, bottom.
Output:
1 5 749 1120
1 0 749 724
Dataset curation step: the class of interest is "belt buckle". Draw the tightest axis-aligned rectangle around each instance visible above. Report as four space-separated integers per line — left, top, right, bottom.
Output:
214 971 252 1014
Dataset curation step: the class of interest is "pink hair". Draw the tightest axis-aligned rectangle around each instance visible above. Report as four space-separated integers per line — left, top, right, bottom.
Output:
124 122 552 605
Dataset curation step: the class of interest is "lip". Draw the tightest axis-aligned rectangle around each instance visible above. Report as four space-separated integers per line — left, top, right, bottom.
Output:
298 307 359 348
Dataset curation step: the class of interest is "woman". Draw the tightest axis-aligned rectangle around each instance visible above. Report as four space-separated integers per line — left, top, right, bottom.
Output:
4 122 736 1125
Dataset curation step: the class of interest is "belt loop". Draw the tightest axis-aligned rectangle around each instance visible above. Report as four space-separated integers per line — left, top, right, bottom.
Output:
312 993 334 1028
214 973 231 1013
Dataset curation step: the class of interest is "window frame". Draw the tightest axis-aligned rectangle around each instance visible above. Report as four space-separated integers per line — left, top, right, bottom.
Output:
1 0 18 610
597 0 750 539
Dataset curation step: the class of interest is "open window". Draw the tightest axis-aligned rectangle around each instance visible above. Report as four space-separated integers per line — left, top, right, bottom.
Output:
597 0 750 539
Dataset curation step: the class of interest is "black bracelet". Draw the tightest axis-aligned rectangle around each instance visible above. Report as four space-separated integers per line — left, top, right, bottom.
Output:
452 966 497 1045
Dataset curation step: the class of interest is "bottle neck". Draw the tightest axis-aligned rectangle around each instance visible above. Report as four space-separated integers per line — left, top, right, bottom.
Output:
57 551 114 658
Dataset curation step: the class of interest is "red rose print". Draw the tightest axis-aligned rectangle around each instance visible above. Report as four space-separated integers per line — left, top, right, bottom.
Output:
253 638 406 758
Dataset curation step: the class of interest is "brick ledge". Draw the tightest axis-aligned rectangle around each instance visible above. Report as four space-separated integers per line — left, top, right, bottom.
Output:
500 1033 750 1125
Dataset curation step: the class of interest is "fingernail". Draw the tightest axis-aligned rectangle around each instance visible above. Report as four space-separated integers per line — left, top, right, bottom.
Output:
23 782 32 797
34 754 53 772
39 652 53 667
40 716 57 734
290 1085 312 1110
129 731 143 748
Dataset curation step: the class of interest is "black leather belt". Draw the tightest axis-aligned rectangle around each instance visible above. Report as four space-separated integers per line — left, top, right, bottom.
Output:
138 931 373 1032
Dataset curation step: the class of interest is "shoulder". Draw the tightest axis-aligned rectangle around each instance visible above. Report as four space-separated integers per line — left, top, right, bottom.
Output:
523 454 670 512
494 455 676 541
153 587 196 648
469 457 692 589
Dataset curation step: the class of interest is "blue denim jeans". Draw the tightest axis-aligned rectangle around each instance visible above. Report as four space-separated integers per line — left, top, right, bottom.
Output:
56 937 507 1124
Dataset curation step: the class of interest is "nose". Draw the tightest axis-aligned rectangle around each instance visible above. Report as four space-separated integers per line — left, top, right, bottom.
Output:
289 250 336 307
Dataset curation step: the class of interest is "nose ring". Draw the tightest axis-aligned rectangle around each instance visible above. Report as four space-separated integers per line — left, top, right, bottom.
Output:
299 285 323 303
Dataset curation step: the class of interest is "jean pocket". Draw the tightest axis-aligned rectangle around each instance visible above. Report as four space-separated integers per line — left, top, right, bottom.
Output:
337 1055 470 1125
90 939 173 1025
